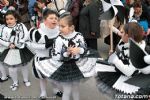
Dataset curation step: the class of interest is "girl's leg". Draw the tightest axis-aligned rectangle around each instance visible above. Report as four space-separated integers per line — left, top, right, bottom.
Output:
72 81 80 100
39 79 47 97
21 65 31 86
51 80 63 97
62 82 72 100
9 67 18 91
0 63 7 80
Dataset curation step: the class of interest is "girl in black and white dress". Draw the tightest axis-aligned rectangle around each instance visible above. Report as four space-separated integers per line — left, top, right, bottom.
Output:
35 14 98 100
27 9 62 98
96 22 150 95
0 10 34 91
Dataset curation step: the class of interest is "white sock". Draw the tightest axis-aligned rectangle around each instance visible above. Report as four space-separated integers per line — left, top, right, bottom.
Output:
0 63 7 80
40 79 47 97
21 65 29 82
9 67 18 84
62 82 72 100
72 81 80 100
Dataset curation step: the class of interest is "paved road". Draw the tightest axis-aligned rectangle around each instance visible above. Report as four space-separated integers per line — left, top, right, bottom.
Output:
0 38 110 100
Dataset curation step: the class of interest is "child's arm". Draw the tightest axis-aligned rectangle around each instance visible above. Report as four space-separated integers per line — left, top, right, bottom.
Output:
19 23 30 43
108 53 136 77
0 35 15 48
26 29 47 50
112 26 122 37
0 38 11 47
27 42 46 50
11 23 29 48
0 27 11 47
76 33 87 55
69 33 87 58
51 37 63 60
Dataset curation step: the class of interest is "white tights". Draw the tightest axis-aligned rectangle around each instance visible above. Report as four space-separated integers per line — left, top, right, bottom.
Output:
40 79 47 97
62 81 80 100
51 80 62 94
0 63 7 80
39 79 62 97
9 65 29 84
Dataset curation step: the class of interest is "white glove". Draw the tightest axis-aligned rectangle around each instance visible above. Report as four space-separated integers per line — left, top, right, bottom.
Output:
108 53 118 64
144 55 150 64
139 65 150 74
31 16 36 21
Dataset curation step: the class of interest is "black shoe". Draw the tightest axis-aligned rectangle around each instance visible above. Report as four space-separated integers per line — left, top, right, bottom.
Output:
0 76 9 82
55 91 63 97
7 75 10 79
39 96 46 100
0 93 11 100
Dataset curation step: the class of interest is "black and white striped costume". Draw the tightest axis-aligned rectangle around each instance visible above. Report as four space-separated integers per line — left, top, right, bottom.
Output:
27 23 59 79
0 23 34 67
34 31 98 82
96 39 150 95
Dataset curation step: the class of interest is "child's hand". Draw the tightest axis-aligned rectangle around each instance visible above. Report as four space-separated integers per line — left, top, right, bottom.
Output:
67 46 73 56
9 43 15 49
8 6 15 10
67 48 71 56
147 28 150 35
69 47 80 56
91 32 95 36
117 31 123 37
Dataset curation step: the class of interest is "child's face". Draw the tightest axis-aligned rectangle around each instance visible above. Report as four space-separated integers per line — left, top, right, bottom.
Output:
121 29 129 43
6 14 17 27
59 19 73 35
3 0 9 6
44 14 58 29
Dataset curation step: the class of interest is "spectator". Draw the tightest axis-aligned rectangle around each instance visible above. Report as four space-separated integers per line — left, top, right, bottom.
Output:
79 0 102 50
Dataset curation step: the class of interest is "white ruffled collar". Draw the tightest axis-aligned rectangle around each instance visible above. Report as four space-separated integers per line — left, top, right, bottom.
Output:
38 23 59 38
62 31 77 39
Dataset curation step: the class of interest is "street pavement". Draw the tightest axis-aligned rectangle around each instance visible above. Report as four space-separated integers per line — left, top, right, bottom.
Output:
0 38 111 100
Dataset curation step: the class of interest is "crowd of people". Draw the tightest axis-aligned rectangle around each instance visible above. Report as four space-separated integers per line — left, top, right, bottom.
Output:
0 0 150 100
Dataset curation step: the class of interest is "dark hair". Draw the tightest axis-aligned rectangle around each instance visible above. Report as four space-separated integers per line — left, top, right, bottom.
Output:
8 0 18 9
133 1 142 8
34 2 43 13
42 9 59 20
59 14 74 26
37 0 46 3
123 22 143 43
8 0 14 6
0 12 4 24
4 10 21 25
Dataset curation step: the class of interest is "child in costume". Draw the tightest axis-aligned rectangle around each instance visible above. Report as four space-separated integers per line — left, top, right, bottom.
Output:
35 13 98 100
0 10 34 91
27 9 62 99
0 24 9 82
96 22 148 95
